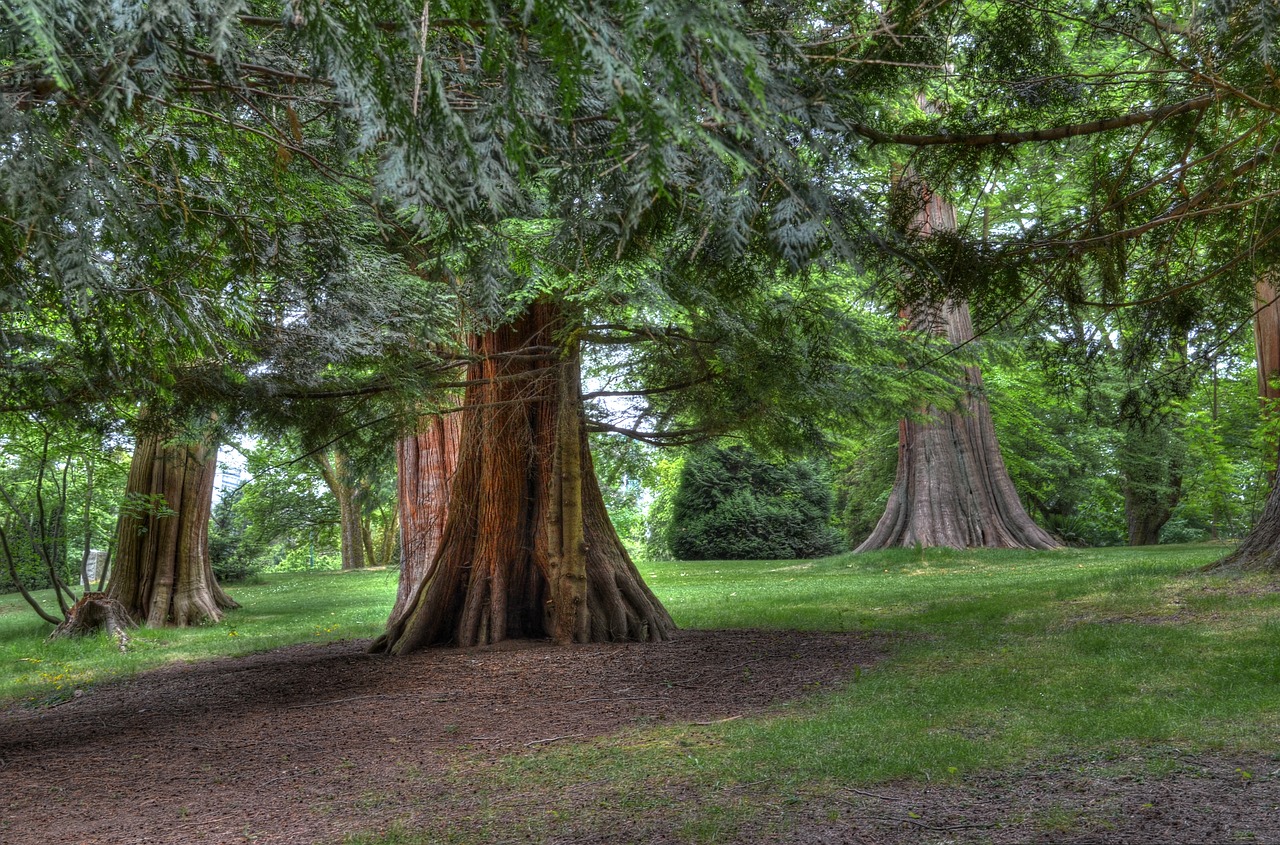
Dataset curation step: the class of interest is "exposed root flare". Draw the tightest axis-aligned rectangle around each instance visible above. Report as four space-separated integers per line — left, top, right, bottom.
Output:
374 301 675 654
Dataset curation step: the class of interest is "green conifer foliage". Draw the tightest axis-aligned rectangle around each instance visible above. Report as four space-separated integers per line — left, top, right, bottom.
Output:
668 445 842 561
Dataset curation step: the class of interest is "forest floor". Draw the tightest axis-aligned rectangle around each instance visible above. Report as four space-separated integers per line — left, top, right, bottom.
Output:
2 626 1278 845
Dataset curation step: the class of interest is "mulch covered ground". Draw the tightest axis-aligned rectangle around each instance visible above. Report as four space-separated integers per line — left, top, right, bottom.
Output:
2 629 1277 844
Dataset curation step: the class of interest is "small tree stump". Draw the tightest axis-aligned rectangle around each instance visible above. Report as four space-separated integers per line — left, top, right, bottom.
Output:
48 592 136 651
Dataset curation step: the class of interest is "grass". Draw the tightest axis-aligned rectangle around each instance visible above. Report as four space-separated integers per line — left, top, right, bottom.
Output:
6 543 1280 841
0 568 398 704
640 544 1280 784
423 542 1280 843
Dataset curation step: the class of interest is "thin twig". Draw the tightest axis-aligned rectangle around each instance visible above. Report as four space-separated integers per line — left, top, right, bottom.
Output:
525 732 586 747
691 714 744 725
844 786 904 802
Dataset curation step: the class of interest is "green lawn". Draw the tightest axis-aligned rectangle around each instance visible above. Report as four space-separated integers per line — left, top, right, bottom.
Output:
6 544 1280 841
0 568 399 704
636 543 1280 783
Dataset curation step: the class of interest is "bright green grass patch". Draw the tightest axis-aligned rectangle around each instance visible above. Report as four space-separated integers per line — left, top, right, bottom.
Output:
8 543 1280 843
348 544 1280 844
0 569 399 704
535 544 1280 788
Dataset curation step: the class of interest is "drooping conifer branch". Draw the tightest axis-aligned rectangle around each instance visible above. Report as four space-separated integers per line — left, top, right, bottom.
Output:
851 95 1217 148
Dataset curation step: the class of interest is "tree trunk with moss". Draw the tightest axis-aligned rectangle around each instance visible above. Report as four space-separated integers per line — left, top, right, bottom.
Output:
372 302 674 653
107 428 238 626
856 183 1058 552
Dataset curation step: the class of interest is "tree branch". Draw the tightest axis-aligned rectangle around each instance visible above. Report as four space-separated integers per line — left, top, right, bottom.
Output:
585 420 711 446
0 526 62 626
582 376 715 400
851 95 1216 147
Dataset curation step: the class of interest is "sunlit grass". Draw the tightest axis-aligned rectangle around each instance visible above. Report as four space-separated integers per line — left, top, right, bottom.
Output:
7 543 1280 843
342 543 1280 844
0 569 399 703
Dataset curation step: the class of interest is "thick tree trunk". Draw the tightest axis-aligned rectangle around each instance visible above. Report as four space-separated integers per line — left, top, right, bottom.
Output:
1256 278 1280 485
388 411 460 626
1212 474 1280 571
1125 489 1178 546
1255 279 1280 404
107 429 238 626
856 185 1058 552
372 302 674 653
313 449 367 570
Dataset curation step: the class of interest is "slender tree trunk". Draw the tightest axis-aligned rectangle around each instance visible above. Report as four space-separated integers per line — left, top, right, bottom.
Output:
314 449 367 570
856 183 1059 552
375 506 399 569
1120 423 1182 546
1208 279 1280 571
373 301 674 653
388 410 460 625
361 522 375 569
107 428 238 626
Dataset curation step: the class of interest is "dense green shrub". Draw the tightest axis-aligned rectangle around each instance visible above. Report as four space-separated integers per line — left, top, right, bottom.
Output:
667 446 843 560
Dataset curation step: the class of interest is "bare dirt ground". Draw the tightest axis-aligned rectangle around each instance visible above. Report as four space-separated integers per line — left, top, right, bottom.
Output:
1 629 1277 844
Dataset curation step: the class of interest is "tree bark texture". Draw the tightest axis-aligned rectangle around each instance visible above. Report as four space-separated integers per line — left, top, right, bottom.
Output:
388 410 460 626
47 592 134 650
1211 477 1280 571
313 449 367 570
372 302 674 653
1256 279 1280 403
107 429 238 626
856 184 1059 552
1120 423 1182 546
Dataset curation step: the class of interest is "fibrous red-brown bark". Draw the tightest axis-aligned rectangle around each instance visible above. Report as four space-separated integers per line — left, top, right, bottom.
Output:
372 302 674 653
1255 279 1280 404
388 410 460 626
107 429 238 626
856 183 1059 552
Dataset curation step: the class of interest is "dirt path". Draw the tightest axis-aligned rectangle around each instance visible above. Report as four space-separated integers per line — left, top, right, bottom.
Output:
0 629 884 844
4 628 1277 844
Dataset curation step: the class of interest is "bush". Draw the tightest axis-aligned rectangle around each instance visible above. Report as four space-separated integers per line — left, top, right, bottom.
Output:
667 446 843 560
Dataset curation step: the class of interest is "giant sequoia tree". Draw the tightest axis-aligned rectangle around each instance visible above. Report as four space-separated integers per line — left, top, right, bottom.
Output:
375 303 676 650
857 182 1058 551
107 423 238 626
